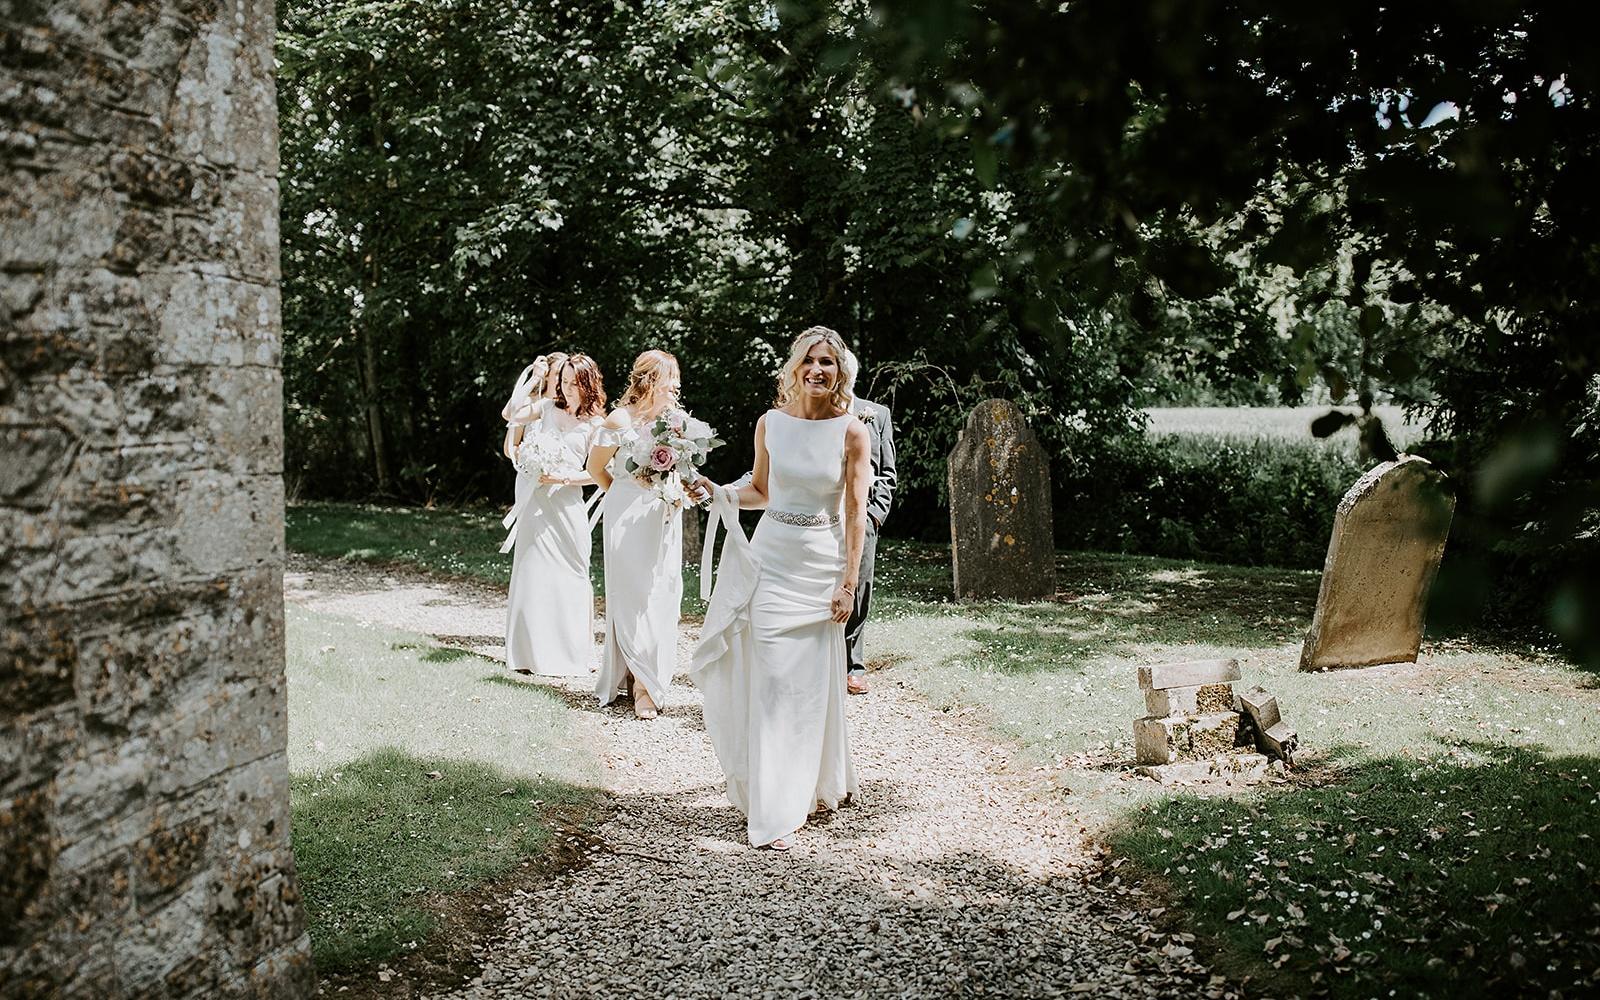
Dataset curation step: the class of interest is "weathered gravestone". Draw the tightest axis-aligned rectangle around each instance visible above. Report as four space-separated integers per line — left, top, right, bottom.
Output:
1 1 313 995
948 399 1056 601
1300 456 1456 671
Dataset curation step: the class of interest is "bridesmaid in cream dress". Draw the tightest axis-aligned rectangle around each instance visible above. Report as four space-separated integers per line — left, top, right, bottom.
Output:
502 355 606 677
585 350 685 719
692 327 869 850
501 352 566 460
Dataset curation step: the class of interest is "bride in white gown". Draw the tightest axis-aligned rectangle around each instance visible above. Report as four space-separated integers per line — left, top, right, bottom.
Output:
692 327 869 849
586 350 685 719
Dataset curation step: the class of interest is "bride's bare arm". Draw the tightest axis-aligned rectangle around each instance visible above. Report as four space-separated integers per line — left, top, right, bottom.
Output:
833 421 872 623
729 415 770 509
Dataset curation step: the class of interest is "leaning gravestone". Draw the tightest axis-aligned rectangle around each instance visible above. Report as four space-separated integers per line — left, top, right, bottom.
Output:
948 399 1056 600
1300 456 1456 671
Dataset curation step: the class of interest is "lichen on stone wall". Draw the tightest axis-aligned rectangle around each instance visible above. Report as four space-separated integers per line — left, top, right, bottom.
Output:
2 0 312 994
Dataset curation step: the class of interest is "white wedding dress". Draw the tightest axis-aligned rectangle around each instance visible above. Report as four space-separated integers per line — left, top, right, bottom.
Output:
593 421 683 706
693 410 858 846
503 399 597 677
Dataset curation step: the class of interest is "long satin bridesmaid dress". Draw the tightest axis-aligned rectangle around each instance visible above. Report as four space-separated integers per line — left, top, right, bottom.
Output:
504 399 598 677
593 420 683 706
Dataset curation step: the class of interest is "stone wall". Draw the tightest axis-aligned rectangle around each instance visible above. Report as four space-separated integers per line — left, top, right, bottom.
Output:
1 1 313 995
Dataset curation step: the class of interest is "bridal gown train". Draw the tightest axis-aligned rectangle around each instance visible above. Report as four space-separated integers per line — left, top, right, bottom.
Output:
594 422 683 706
504 399 596 677
693 410 859 846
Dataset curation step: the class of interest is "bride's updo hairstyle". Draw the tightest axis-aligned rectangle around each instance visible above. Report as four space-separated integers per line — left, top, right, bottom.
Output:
555 353 607 418
618 349 680 411
775 325 858 413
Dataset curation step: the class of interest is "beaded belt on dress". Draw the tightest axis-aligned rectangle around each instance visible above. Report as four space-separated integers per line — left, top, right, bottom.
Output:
764 509 841 527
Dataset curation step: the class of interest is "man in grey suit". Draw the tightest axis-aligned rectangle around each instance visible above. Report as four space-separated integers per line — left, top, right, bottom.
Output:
846 394 896 695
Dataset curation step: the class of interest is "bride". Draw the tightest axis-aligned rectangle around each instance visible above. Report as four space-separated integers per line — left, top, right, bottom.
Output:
692 327 868 849
586 350 685 719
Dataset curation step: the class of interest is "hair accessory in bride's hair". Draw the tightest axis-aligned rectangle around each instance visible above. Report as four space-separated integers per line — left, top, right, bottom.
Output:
775 326 859 411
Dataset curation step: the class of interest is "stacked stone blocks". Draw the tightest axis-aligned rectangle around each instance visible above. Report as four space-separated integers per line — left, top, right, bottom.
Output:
1133 659 1244 764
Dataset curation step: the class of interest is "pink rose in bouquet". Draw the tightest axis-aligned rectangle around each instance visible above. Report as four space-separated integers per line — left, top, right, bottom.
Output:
622 407 724 509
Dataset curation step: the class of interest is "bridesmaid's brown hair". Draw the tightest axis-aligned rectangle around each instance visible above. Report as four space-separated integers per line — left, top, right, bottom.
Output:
555 354 607 418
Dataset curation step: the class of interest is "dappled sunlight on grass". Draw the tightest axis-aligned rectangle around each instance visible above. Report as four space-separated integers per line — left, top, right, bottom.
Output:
1144 567 1210 585
870 541 1600 990
1108 745 1600 998
873 546 1594 818
285 606 603 970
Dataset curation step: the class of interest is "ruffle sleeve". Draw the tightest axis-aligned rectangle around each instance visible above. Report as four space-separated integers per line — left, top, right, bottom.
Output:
589 423 627 449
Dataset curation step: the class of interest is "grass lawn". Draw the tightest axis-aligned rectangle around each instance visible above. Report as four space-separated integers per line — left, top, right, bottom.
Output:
287 500 706 616
285 605 603 970
870 543 1600 998
286 502 1600 993
1143 404 1426 448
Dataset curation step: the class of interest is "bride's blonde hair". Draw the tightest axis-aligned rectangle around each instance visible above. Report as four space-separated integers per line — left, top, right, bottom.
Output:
775 326 858 412
618 349 680 410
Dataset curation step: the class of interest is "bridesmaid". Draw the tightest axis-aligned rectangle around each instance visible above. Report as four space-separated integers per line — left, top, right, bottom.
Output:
502 352 567 458
586 349 684 719
503 354 605 677
501 351 565 664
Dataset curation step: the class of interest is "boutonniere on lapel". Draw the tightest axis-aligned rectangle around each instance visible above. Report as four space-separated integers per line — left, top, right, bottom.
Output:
854 404 876 426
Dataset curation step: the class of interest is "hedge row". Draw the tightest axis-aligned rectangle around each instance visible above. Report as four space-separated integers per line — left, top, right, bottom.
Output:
1055 434 1366 570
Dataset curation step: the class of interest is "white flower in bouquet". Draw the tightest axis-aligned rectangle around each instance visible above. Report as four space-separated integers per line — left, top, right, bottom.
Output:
514 430 578 485
621 407 724 509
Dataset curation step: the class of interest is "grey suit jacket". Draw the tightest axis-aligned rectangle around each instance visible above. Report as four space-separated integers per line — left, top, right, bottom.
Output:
854 397 897 530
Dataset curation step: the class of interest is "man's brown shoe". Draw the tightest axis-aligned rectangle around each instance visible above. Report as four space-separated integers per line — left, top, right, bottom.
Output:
846 674 869 695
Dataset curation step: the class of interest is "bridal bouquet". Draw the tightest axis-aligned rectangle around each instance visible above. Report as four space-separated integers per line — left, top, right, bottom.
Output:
622 408 723 509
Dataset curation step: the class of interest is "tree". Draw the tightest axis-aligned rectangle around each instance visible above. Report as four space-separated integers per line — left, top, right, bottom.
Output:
869 0 1599 660
279 0 1148 522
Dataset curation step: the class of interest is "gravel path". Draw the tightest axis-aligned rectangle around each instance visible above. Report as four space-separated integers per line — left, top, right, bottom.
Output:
286 556 1234 999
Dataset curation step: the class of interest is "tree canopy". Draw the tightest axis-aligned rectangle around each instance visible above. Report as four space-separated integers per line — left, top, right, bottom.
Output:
279 0 1597 662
